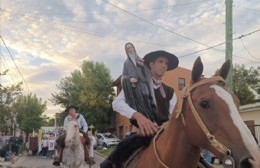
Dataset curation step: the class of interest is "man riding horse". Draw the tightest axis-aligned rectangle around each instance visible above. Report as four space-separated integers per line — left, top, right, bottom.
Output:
53 105 90 166
101 46 212 168
101 48 179 167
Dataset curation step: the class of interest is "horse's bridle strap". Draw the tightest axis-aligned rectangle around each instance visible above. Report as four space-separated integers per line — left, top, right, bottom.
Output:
177 76 230 155
187 93 230 155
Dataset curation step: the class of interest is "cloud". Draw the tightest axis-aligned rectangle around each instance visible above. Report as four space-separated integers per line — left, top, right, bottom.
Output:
1 0 259 117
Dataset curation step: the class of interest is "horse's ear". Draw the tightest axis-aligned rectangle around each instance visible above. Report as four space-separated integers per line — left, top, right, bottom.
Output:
215 59 230 80
191 57 203 84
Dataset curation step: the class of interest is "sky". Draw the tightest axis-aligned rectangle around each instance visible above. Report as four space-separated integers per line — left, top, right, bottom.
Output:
0 0 259 117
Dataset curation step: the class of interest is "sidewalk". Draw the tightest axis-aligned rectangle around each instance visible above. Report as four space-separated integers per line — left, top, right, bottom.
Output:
0 155 22 167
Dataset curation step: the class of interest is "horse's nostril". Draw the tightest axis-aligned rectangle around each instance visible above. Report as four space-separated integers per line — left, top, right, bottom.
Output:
240 157 253 168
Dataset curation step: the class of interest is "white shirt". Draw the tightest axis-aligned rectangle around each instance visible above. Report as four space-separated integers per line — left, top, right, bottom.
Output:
63 113 88 133
42 139 48 147
48 139 55 150
112 85 177 119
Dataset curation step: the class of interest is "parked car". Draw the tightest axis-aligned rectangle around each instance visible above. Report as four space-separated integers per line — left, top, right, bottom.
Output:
96 133 120 147
0 136 12 157
0 136 11 149
91 135 98 150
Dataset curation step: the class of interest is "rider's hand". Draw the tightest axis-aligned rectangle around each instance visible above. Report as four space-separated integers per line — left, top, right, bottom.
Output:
79 129 84 134
132 112 158 136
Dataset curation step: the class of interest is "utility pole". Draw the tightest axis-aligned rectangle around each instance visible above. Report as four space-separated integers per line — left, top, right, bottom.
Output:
225 0 233 92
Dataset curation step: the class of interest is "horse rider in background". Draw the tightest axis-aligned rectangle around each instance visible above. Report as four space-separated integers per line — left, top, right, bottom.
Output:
53 105 90 166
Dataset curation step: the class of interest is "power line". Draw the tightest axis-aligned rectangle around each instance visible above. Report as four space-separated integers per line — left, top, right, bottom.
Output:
179 28 260 58
102 0 225 53
0 51 18 85
140 4 174 50
0 35 30 92
233 5 260 12
179 42 225 58
240 38 260 61
0 0 208 17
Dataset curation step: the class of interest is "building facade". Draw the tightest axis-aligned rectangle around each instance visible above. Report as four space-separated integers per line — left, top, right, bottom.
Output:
239 102 260 144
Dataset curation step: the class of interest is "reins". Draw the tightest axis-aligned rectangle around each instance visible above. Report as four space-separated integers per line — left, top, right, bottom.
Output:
153 127 169 168
153 76 231 168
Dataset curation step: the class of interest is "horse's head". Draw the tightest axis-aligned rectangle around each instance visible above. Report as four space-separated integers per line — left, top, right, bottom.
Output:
65 120 81 147
178 57 260 168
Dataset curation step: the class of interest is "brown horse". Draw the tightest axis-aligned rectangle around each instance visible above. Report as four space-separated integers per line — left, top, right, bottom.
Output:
132 57 260 168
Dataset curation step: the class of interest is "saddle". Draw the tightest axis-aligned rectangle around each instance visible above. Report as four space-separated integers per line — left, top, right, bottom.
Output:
106 135 152 167
53 130 91 166
123 147 145 168
104 134 213 168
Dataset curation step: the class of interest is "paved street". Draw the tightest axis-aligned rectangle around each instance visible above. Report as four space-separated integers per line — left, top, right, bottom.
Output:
0 152 224 168
213 164 223 168
0 153 105 168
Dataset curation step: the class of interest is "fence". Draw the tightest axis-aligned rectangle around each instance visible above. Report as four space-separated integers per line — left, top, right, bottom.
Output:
254 125 260 145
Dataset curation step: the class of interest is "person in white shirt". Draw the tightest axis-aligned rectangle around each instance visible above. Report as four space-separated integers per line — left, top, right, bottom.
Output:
53 105 89 166
86 131 96 165
47 135 55 158
101 50 179 168
41 136 48 156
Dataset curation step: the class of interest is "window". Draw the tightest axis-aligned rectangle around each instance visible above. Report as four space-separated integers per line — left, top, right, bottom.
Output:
178 78 185 90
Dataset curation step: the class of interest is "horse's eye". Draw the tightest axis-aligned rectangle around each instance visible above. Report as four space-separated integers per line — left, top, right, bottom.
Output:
200 100 210 109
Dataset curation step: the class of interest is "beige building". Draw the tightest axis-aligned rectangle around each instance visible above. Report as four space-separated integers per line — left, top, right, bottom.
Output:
239 102 260 144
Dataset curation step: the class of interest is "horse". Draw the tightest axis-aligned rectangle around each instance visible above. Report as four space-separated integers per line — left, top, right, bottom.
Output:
130 57 260 168
62 120 84 168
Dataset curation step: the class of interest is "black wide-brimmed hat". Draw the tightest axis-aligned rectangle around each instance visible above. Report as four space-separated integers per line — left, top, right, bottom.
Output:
65 105 78 112
143 50 179 71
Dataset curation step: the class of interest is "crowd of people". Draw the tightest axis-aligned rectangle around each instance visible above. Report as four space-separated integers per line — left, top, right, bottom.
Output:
39 134 56 158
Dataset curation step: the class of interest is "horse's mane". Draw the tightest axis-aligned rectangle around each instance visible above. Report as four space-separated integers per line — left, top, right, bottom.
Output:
110 135 152 166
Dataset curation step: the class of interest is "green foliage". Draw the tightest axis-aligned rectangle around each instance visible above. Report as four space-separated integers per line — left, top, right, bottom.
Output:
52 61 115 132
233 64 260 105
0 83 22 132
97 147 114 157
13 93 47 134
42 115 55 126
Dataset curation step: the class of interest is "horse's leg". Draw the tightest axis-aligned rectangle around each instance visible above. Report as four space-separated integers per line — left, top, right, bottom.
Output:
53 134 66 166
82 143 90 162
81 131 91 163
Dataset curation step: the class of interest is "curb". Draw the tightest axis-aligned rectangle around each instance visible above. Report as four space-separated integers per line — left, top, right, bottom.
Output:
0 154 24 167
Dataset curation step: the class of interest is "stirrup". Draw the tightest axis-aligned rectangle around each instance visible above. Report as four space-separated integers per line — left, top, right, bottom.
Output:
53 156 61 166
100 159 113 168
53 161 60 166
86 157 96 165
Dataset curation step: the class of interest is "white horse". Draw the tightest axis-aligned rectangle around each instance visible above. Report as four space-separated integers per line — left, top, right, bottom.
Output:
62 120 84 168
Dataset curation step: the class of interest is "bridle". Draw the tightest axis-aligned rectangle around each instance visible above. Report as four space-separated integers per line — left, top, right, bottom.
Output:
153 76 232 168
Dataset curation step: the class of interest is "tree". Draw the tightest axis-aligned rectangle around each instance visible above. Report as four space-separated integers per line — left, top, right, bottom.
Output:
0 83 22 133
233 64 260 105
13 93 47 135
52 61 115 131
42 114 55 127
